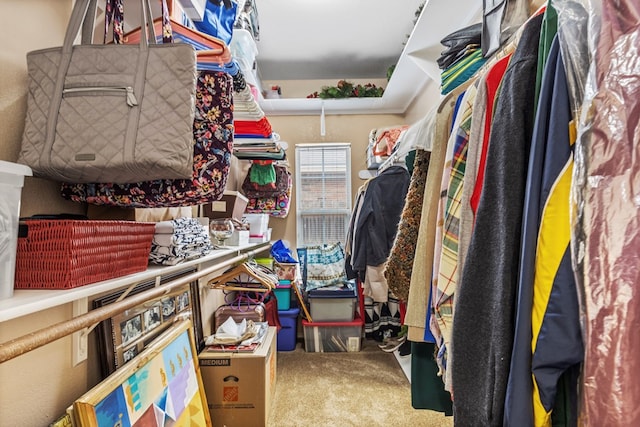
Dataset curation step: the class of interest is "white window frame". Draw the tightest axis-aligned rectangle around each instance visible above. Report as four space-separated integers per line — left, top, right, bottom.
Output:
295 143 352 248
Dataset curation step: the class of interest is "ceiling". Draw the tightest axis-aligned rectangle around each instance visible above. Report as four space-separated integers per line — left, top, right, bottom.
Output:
253 0 426 81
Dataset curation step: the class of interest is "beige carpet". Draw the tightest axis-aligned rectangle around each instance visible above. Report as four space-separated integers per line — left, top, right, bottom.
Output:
268 339 454 427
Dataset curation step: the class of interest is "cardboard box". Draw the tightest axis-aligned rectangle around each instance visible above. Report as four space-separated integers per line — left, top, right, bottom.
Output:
199 327 277 427
204 191 248 221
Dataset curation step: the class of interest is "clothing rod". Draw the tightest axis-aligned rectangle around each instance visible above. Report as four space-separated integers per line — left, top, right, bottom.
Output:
0 246 270 364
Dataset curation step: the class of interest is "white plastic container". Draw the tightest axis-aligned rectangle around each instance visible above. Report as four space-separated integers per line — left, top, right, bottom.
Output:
243 213 270 236
0 160 32 300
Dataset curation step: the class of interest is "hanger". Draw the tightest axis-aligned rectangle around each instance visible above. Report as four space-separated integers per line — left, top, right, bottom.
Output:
207 262 278 292
123 16 228 55
469 2 547 82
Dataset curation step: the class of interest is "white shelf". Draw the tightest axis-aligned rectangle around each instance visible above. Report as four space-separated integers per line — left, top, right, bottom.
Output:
0 242 271 323
256 0 482 116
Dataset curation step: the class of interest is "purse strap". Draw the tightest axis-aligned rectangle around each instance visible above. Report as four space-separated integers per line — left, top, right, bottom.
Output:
106 0 172 45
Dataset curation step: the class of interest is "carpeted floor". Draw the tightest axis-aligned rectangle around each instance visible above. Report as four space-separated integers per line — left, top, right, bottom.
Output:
268 338 454 427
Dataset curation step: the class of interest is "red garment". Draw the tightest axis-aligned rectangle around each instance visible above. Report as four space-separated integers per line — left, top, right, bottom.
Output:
470 54 512 213
234 117 273 137
264 294 282 332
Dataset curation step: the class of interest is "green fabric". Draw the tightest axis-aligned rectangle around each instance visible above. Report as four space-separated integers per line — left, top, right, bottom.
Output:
250 163 276 185
406 150 416 175
534 2 558 112
411 342 453 415
441 49 487 95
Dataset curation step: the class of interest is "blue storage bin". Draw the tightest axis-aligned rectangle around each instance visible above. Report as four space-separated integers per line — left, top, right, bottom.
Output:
277 307 300 351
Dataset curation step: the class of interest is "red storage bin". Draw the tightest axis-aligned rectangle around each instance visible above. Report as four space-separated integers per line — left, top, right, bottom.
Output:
302 313 364 352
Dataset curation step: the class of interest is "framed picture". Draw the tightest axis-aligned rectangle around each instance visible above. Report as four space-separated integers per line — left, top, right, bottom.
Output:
74 320 211 426
93 268 204 379
119 314 142 346
143 304 162 332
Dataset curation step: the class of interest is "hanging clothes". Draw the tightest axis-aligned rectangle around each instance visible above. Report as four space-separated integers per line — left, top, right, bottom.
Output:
383 106 437 301
404 87 462 343
450 13 543 426
431 83 478 391
384 148 431 301
349 165 410 300
457 53 512 275
504 31 583 427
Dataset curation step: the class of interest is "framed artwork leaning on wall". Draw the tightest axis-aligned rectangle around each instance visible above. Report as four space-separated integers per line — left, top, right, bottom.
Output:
92 268 204 378
73 319 211 426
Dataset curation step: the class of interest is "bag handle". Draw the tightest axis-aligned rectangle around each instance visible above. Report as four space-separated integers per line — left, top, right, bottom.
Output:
106 0 172 45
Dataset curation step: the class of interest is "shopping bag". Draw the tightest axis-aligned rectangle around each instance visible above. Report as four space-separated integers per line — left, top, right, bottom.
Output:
304 243 348 291
18 0 197 184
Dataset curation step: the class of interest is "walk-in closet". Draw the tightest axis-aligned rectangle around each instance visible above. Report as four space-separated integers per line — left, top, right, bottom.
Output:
1 0 637 426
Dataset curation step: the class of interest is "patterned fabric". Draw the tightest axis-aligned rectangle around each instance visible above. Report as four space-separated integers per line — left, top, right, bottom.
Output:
429 88 474 350
432 84 476 390
242 165 290 198
232 70 248 93
441 49 487 95
364 293 402 342
60 71 233 208
384 149 431 301
149 217 213 266
244 171 292 217
104 0 124 44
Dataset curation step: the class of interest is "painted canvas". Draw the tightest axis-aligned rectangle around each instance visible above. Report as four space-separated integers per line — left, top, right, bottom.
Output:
74 320 211 426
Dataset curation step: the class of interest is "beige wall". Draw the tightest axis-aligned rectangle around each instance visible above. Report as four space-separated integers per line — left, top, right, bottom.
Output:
0 1 439 425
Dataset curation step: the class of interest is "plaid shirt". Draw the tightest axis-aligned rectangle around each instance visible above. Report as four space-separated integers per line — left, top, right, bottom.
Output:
431 84 477 388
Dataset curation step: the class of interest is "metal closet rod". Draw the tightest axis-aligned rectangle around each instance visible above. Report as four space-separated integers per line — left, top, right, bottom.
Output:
0 246 269 364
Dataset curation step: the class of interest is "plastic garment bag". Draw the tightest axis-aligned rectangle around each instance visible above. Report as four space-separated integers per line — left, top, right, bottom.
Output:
566 0 640 424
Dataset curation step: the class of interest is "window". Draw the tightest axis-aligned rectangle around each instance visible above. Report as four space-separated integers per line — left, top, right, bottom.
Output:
295 143 352 248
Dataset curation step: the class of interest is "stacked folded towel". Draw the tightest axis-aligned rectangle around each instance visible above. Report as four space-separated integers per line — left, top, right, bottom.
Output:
149 217 213 266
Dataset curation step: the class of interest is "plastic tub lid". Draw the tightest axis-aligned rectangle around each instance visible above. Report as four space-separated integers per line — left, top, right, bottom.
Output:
308 286 357 298
0 160 32 177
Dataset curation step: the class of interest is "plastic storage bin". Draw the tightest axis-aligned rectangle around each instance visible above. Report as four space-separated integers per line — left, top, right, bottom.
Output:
308 286 358 322
302 313 363 352
243 213 269 236
277 307 300 351
0 160 32 300
274 282 291 310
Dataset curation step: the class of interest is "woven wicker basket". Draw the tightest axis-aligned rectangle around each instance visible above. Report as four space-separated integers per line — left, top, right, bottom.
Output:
14 220 156 290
